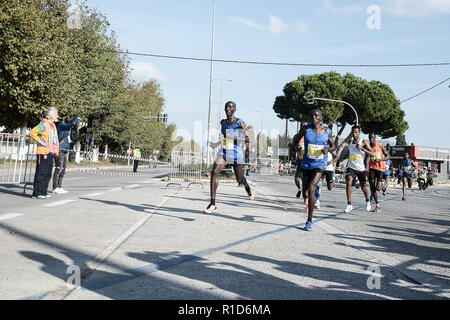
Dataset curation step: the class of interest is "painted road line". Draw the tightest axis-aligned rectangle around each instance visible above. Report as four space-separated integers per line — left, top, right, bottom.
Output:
108 187 122 192
64 177 84 181
0 213 24 221
126 184 141 188
84 192 105 197
42 200 75 207
44 191 178 300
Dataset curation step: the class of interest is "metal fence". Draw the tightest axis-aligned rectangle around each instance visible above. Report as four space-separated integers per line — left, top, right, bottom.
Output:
0 133 35 189
257 157 280 176
252 157 280 183
166 151 203 189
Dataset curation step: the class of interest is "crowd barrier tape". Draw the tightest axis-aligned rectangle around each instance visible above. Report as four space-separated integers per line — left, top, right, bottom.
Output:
63 148 162 164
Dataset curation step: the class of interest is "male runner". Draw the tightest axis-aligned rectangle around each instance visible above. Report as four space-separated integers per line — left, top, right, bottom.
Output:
293 121 308 198
367 132 391 212
401 152 417 201
314 151 337 210
204 101 254 213
335 126 375 213
292 109 335 231
382 159 391 196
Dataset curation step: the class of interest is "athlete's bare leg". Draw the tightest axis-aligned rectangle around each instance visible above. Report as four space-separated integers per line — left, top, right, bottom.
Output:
233 164 253 198
204 158 227 212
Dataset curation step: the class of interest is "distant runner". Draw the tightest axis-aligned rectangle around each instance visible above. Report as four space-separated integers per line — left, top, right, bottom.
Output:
382 159 391 196
204 101 254 214
293 121 308 198
314 151 337 210
401 152 417 201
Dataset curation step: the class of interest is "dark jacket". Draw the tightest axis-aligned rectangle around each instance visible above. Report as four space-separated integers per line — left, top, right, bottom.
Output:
58 117 80 153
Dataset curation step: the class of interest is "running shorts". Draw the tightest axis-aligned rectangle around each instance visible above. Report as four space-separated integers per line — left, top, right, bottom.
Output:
346 167 367 184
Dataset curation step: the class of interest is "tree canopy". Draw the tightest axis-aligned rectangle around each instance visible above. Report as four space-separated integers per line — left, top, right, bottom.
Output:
273 71 408 138
0 0 177 160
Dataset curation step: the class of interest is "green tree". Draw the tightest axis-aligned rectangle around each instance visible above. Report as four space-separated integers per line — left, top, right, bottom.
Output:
0 0 129 134
396 134 407 146
0 0 75 130
160 123 178 161
110 80 166 156
273 72 408 139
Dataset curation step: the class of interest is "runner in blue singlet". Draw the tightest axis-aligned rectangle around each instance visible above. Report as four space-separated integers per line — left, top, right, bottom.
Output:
292 109 335 231
204 101 254 213
382 159 391 196
401 152 417 201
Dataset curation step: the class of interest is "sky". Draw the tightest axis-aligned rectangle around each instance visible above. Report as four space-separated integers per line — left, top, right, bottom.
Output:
80 0 449 149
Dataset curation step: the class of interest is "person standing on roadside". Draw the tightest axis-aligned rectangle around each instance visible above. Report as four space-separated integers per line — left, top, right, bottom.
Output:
29 107 59 199
52 115 80 194
133 146 141 172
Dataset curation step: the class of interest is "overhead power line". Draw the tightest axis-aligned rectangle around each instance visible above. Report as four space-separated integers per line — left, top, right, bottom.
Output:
400 77 450 104
110 49 450 68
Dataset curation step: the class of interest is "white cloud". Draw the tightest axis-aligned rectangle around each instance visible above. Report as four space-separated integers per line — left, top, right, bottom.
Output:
227 15 308 35
319 0 362 15
382 0 450 18
129 61 167 83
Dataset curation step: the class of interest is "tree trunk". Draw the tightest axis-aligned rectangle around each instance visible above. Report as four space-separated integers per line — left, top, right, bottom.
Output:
75 140 81 164
104 143 108 161
335 123 347 149
92 145 99 162
18 122 28 160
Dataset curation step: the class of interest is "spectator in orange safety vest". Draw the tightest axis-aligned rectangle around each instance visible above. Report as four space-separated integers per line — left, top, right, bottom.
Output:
29 107 59 199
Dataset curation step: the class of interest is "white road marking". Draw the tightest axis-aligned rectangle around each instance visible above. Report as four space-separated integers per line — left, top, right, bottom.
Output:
126 184 140 188
0 213 24 221
108 187 122 192
64 177 84 181
42 200 75 207
84 192 105 197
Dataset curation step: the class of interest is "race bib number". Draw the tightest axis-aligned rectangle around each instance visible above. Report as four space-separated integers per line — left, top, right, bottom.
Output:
222 138 235 150
371 152 381 161
350 155 362 161
307 144 324 160
404 165 412 172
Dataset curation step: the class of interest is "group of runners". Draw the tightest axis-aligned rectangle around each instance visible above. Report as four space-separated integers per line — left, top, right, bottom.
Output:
203 102 418 231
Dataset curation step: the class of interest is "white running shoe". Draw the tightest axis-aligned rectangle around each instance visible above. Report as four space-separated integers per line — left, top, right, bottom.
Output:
344 204 353 213
315 200 320 209
366 201 371 211
58 188 68 194
52 188 61 193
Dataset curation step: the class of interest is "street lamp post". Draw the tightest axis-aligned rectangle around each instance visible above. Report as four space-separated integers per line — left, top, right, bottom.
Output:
213 78 232 129
206 0 216 167
314 97 359 126
255 110 263 157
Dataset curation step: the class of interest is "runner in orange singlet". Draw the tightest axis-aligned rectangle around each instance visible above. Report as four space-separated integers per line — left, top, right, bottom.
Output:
367 132 391 213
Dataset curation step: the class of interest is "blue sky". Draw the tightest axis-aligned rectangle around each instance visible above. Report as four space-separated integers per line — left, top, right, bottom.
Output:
82 0 450 149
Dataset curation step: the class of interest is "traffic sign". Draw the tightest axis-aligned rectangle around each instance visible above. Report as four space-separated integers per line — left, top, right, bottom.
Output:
127 148 132 155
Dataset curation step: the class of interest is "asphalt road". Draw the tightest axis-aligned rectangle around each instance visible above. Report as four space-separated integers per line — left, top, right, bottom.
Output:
0 166 448 300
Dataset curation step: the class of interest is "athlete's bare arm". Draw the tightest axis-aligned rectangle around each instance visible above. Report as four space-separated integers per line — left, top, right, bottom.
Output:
333 132 352 163
292 126 307 152
362 140 376 157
